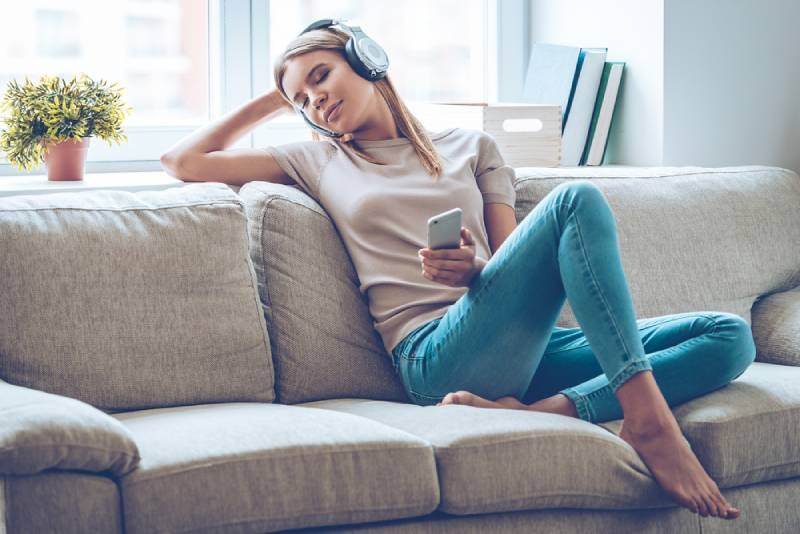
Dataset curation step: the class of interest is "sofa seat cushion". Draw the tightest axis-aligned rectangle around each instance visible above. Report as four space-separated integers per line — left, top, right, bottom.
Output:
114 403 437 533
305 362 800 517
298 400 675 516
0 183 275 411
600 362 800 488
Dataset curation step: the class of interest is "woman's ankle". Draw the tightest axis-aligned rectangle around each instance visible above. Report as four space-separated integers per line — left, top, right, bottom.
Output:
616 371 677 431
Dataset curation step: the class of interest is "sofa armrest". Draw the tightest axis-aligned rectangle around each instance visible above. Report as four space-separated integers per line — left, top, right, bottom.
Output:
0 380 140 477
751 287 800 366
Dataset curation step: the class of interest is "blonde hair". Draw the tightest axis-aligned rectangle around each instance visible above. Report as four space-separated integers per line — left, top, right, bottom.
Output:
273 27 443 178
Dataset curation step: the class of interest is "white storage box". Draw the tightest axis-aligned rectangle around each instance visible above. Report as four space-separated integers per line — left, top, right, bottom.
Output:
411 102 561 167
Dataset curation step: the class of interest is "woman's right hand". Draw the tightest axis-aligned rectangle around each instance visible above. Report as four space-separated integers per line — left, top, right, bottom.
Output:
267 88 295 115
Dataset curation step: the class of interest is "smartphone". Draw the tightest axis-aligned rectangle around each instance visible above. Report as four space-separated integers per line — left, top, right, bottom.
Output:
428 207 462 250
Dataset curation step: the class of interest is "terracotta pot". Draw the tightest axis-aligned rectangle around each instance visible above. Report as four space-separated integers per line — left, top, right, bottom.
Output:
42 137 90 181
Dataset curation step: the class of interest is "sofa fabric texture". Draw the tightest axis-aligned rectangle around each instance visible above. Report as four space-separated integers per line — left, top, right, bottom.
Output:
751 286 800 366
0 380 139 477
0 183 275 412
513 166 800 332
239 182 408 405
113 402 437 533
313 476 800 534
2 472 123 534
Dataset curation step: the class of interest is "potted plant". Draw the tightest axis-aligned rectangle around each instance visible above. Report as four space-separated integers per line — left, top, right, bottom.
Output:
0 73 132 181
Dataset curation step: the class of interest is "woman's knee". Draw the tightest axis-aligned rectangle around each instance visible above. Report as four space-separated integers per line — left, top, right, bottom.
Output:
710 312 757 380
552 180 606 208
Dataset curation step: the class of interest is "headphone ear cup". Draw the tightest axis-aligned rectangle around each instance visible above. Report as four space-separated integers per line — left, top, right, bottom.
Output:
344 38 373 80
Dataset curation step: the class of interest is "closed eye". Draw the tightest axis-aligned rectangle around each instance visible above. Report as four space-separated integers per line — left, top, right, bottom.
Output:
302 71 329 109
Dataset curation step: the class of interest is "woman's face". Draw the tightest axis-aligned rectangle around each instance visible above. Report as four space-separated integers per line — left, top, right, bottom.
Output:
282 49 374 136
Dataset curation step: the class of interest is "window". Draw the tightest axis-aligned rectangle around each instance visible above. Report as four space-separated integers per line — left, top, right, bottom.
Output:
1 0 522 175
2 0 209 127
0 0 211 173
268 0 487 103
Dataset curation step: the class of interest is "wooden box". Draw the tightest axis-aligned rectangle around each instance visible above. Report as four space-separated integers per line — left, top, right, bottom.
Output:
412 102 561 167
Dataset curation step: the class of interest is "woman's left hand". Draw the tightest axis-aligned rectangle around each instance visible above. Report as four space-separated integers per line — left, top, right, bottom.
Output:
418 227 486 288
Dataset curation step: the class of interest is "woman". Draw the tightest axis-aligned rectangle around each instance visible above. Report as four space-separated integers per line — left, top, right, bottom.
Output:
161 20 755 520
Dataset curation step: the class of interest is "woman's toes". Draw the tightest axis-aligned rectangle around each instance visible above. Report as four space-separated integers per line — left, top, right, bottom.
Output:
717 494 739 519
702 494 720 517
713 494 729 518
452 391 469 404
695 496 709 517
440 391 473 406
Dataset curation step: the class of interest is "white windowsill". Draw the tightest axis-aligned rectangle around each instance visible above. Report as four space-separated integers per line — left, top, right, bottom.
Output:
0 171 186 197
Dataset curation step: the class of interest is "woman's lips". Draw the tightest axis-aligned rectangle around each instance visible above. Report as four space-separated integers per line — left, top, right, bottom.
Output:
327 101 342 122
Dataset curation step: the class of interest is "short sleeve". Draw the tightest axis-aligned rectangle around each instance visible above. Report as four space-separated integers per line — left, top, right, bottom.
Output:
475 132 516 208
262 140 336 202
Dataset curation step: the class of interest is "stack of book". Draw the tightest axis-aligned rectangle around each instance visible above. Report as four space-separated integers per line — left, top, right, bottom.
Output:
522 43 625 166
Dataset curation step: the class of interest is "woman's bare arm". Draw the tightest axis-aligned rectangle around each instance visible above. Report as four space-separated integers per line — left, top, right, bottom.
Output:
160 88 297 186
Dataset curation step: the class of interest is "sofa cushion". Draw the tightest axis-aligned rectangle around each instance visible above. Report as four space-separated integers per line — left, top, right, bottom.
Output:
0 183 275 411
114 402 437 533
0 380 139 477
514 166 800 335
601 361 800 488
238 182 407 404
300 398 674 515
751 286 800 366
304 361 800 515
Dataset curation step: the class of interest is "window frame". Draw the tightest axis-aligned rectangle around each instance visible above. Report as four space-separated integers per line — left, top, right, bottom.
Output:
0 0 528 176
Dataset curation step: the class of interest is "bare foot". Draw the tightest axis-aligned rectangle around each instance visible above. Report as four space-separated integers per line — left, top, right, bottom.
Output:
619 418 740 520
437 390 527 410
527 393 579 418
437 391 578 418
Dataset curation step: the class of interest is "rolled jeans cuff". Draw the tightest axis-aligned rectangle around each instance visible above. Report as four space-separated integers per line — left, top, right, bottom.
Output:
560 358 653 423
608 358 653 392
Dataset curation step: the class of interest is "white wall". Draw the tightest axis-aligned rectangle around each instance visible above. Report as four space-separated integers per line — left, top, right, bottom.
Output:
529 0 664 165
664 0 800 172
529 0 800 172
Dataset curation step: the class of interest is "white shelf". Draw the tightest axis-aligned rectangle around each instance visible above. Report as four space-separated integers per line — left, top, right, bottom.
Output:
0 171 185 197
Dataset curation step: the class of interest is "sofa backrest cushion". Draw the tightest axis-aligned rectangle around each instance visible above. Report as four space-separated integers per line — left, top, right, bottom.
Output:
514 166 800 334
0 183 275 412
238 182 407 404
751 286 800 366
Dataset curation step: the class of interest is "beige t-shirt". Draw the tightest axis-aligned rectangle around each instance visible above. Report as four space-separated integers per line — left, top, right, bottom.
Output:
263 127 516 356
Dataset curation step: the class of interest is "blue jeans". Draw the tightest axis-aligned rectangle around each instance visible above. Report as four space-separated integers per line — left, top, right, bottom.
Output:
391 181 756 423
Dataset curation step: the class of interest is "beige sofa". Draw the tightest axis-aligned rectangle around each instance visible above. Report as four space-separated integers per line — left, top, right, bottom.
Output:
1 165 798 533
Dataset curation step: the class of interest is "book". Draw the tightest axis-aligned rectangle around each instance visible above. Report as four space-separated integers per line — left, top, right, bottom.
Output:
521 43 581 129
521 43 608 166
581 62 625 166
560 47 607 166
